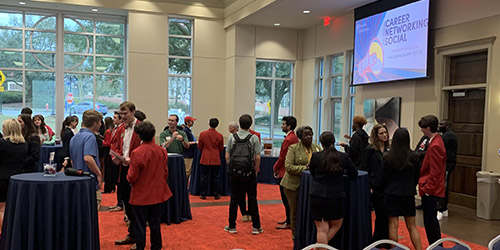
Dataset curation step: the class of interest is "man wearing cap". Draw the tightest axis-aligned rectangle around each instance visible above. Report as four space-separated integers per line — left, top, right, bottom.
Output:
183 115 197 179
160 114 189 154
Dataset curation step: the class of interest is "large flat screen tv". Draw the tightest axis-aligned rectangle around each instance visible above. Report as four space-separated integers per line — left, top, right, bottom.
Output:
353 0 430 85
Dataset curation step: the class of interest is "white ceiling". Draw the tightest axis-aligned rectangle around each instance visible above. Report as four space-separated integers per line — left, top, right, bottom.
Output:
239 0 377 29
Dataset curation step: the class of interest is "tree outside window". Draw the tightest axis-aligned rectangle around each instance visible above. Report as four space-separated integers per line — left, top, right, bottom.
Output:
0 10 126 133
168 18 192 121
255 61 293 139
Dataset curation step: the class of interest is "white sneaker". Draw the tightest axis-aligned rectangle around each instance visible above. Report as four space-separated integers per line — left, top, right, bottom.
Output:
437 211 443 221
442 210 448 217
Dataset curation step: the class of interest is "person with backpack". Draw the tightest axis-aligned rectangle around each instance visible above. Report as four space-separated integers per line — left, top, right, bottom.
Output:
224 114 263 235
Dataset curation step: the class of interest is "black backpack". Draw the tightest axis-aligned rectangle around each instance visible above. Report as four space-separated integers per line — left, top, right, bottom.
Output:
229 133 255 180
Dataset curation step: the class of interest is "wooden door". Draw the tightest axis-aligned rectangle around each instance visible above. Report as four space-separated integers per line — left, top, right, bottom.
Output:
447 89 485 209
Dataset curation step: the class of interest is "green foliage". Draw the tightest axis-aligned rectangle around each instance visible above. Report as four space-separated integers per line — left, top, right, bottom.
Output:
255 61 293 127
0 91 22 103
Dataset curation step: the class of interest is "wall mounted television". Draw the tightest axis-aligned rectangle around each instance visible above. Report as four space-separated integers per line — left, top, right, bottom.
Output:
352 0 430 85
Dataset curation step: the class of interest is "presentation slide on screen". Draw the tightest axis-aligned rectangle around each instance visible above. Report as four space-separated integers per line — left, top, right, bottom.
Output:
353 0 429 85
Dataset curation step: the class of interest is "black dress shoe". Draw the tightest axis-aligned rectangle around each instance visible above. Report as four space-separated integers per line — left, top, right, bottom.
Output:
214 194 221 200
416 204 423 210
200 195 206 200
115 236 136 245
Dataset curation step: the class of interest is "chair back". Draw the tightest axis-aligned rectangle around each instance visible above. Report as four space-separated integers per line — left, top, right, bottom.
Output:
363 239 410 250
301 243 338 250
489 234 500 250
426 238 471 250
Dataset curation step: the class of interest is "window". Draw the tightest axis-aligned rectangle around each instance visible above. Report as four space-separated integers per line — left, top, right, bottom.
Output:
0 9 126 133
313 51 356 146
315 58 324 142
330 54 343 141
168 18 192 121
255 60 293 139
63 15 126 120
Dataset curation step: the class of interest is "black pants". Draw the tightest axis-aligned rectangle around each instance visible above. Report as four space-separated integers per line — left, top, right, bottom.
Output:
200 164 220 196
371 191 389 242
229 175 260 229
422 195 441 245
438 168 454 212
118 165 135 238
103 153 116 193
132 203 162 250
278 178 290 224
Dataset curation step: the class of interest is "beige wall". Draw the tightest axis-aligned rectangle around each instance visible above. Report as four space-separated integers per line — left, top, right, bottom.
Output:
224 24 302 138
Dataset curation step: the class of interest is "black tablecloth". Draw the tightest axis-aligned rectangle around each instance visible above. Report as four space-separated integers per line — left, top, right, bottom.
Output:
160 154 192 225
189 148 230 196
38 145 63 172
0 173 100 250
294 170 371 250
257 156 279 184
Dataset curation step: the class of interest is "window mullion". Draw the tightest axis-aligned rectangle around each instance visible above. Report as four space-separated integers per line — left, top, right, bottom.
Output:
55 11 65 134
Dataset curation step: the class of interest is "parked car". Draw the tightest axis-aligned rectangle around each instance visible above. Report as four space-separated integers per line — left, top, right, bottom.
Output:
69 101 108 115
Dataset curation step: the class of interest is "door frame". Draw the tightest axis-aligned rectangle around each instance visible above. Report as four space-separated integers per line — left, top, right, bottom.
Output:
435 36 495 171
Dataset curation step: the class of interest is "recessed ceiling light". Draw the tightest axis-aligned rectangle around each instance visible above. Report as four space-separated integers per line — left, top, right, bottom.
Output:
91 8 99 12
303 10 311 14
274 23 281 26
19 1 26 5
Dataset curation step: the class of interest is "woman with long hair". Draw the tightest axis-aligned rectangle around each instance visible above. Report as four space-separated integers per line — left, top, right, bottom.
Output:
281 126 321 239
382 128 422 250
363 124 390 245
59 115 79 170
18 114 41 173
309 131 358 248
33 114 54 143
0 119 28 230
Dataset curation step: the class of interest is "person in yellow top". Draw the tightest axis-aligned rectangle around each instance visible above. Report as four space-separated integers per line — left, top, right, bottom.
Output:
280 126 321 239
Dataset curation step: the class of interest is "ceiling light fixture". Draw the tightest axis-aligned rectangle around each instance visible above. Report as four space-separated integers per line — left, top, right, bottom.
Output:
274 23 281 26
302 10 310 14
91 8 98 12
19 1 26 5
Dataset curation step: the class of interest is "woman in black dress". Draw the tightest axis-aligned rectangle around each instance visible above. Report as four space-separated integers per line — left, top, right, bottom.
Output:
309 131 358 247
382 128 422 250
0 119 28 230
363 124 389 244
17 114 40 173
59 115 79 170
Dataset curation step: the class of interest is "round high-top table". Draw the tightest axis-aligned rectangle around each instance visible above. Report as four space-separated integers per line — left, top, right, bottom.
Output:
0 172 100 250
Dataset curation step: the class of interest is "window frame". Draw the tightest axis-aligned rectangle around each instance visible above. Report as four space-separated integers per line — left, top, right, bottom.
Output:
255 59 294 140
167 17 193 120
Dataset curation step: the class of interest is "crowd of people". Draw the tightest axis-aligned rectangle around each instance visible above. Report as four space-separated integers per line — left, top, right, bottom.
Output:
0 100 459 250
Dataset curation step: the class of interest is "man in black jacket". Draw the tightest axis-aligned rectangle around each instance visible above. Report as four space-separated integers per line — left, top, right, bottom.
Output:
437 119 458 220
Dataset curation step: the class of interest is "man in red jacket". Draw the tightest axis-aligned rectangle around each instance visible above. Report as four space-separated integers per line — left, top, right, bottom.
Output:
197 118 224 200
418 115 446 245
127 121 172 250
113 101 142 247
273 116 299 229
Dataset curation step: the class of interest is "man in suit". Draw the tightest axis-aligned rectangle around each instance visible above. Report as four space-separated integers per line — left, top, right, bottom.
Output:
272 116 299 229
127 121 172 250
113 101 142 248
418 115 446 245
198 118 224 200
